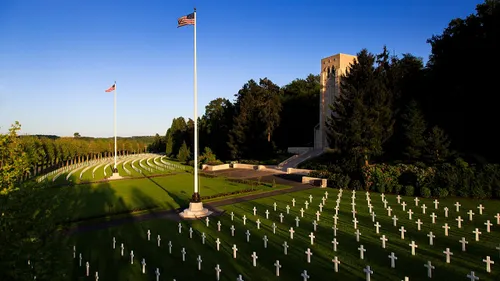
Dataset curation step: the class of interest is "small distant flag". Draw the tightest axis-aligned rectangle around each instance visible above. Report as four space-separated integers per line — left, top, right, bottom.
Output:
105 84 116 92
178 12 195 27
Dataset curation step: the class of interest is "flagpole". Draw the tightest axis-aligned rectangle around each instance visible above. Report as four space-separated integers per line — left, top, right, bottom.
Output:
192 7 200 202
114 81 117 172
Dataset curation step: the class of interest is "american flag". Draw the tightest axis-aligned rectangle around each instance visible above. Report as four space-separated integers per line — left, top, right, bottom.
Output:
105 84 115 92
178 12 195 27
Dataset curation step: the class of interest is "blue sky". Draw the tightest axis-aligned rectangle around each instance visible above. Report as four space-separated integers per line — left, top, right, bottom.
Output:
0 0 482 137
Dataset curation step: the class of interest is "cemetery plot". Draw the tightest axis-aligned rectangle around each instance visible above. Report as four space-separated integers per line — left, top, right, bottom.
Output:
67 188 500 280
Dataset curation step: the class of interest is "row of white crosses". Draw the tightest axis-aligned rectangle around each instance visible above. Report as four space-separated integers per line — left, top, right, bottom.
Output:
72 245 99 280
380 192 499 278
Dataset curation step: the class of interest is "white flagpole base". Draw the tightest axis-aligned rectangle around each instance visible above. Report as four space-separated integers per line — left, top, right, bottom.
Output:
179 202 212 219
108 172 123 180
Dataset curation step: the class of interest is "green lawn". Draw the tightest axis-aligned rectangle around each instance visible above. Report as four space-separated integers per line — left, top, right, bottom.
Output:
66 188 500 280
44 172 287 223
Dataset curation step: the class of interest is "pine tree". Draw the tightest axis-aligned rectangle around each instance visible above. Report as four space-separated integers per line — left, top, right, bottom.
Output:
401 99 427 161
424 126 451 164
177 141 191 163
327 49 394 167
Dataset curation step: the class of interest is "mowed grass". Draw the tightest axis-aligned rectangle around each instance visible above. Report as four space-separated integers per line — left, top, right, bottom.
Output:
66 188 500 281
45 172 286 222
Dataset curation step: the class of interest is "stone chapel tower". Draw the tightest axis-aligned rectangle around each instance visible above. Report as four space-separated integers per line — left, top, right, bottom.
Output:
315 53 357 149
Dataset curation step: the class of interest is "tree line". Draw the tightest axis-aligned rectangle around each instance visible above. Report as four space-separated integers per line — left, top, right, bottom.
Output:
0 124 153 182
160 1 498 168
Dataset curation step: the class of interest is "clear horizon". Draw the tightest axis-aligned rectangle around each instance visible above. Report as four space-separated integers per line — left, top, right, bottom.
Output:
0 0 482 137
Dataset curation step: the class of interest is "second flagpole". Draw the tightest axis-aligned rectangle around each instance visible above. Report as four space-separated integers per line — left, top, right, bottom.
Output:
114 81 117 171
192 7 200 201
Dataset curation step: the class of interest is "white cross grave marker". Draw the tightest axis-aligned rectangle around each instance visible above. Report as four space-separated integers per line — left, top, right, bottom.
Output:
442 223 450 236
305 248 313 263
312 220 318 232
263 235 268 248
197 255 203 270
286 205 290 214
217 221 221 232
205 217 210 227
473 228 482 241
353 217 359 229
332 238 338 251
374 222 381 234
315 211 321 221
292 198 296 207
455 202 461 212
301 270 310 281
147 229 151 241
414 197 419 206
443 248 453 263
189 227 193 239
424 261 435 278
380 235 388 249
130 250 134 264
253 206 257 216
332 224 338 236
256 219 261 229
141 258 146 273
245 230 251 242
230 225 235 237
332 256 340 272
409 241 418 256
178 223 182 234
407 209 414 220
483 256 494 273
155 268 160 281
485 220 492 233
416 219 423 231
232 245 238 258
468 210 475 221
309 232 316 245
444 206 449 217
295 216 300 227
467 271 479 281
120 243 124 256
358 245 366 260
168 241 172 254
459 237 468 252
477 204 484 215
283 241 289 255
201 232 206 244
272 222 277 234
495 213 500 225
433 199 439 209
274 260 281 276
215 264 222 281
300 208 305 218
265 210 270 219
456 216 463 228
363 265 373 281
251 252 258 267
305 201 309 209
157 235 161 247
355 229 362 242
427 231 435 245
387 206 392 217
273 202 277 211
393 215 398 227
181 248 186 262
231 211 234 221
421 204 427 214
237 274 244 281
216 238 221 251
399 226 406 239
279 213 284 223
389 252 398 268
242 215 247 225
402 201 407 211
112 237 116 249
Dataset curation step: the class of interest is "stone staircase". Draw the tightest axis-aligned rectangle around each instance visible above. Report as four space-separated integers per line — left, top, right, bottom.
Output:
278 148 324 170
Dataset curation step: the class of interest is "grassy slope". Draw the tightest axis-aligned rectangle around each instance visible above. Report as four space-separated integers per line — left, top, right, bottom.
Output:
66 188 500 281
45 172 286 222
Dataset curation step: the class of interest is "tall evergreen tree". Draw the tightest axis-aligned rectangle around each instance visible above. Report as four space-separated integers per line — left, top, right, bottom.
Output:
401 100 427 161
424 126 452 164
327 49 394 167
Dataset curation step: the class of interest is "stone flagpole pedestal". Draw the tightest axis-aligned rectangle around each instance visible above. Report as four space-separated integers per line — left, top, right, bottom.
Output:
180 193 212 219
